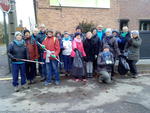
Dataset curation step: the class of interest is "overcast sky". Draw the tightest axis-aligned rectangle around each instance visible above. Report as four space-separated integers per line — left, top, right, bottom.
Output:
0 0 35 30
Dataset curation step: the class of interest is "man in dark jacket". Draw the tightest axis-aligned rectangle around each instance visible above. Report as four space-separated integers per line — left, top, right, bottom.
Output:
24 30 39 84
124 30 142 78
36 24 47 81
8 32 28 92
103 28 121 77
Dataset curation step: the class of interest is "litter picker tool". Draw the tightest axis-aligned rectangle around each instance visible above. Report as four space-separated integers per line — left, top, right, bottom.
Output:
14 58 44 64
37 41 62 64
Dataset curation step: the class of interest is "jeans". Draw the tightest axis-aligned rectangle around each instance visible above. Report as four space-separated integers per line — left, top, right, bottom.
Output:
63 55 73 72
39 53 47 78
86 61 93 74
46 60 60 83
127 59 138 75
12 63 26 87
26 62 36 81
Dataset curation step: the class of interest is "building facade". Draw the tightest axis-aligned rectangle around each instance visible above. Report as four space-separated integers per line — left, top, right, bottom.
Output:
36 0 150 32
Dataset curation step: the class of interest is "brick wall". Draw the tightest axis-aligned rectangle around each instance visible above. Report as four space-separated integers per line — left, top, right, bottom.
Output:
119 0 150 30
36 0 119 33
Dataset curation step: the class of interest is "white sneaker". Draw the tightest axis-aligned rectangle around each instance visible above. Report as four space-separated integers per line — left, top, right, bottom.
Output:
14 86 19 92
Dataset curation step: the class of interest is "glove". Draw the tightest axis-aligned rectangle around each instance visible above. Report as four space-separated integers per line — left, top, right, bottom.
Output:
41 45 46 49
35 59 38 61
51 55 56 58
95 55 98 59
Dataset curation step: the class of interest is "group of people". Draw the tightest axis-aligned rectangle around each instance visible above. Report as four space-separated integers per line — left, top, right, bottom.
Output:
8 24 142 92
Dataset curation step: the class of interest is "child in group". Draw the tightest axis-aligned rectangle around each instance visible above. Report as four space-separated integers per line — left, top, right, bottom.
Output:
97 45 114 84
71 32 86 82
41 30 60 85
8 32 28 92
83 32 95 78
62 31 73 76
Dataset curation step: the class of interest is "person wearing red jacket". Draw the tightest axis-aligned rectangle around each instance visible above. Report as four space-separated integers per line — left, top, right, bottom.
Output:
24 30 39 84
42 30 60 85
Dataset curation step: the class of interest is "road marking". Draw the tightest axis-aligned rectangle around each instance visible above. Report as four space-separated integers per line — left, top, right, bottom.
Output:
0 77 12 81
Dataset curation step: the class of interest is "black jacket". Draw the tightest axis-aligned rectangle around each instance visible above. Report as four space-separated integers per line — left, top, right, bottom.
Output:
92 34 103 55
8 41 27 62
83 38 95 62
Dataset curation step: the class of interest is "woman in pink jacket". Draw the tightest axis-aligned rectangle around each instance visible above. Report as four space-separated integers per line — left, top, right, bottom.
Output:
71 32 87 82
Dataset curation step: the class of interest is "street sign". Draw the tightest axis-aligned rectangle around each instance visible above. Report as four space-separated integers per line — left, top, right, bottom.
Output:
0 0 11 12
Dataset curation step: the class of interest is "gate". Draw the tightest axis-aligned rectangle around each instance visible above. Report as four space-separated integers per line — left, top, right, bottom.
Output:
140 31 150 59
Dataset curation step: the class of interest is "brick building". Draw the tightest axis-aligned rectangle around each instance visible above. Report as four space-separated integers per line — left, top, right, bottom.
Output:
36 0 150 33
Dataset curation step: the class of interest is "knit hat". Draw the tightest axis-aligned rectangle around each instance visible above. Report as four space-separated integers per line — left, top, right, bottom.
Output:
131 30 139 36
112 30 119 34
75 32 81 37
105 28 112 34
23 29 30 35
103 44 110 49
15 31 22 37
64 31 69 34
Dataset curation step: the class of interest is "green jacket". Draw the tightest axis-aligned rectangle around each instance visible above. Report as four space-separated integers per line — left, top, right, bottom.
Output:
125 37 142 60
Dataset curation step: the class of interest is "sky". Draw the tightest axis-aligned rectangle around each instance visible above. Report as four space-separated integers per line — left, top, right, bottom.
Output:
0 0 35 30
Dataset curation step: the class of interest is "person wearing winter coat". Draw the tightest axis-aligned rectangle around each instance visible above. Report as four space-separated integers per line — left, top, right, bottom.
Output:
97 45 114 83
42 30 60 85
83 32 95 78
96 25 105 41
55 31 64 73
62 31 73 76
31 28 39 41
112 30 121 44
37 24 47 81
119 26 131 53
71 32 86 82
92 28 103 74
124 30 142 78
72 26 85 41
24 30 39 84
8 32 28 92
103 28 121 77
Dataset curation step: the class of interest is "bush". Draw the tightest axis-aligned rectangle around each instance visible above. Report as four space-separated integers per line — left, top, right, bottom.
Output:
78 21 96 33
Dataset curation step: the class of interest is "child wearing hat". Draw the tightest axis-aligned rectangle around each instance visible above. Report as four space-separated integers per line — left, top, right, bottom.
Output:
62 31 73 76
97 44 114 83
8 31 28 92
71 32 86 82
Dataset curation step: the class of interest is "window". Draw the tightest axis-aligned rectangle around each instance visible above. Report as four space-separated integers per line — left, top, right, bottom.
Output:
50 0 110 8
119 19 129 31
140 20 150 31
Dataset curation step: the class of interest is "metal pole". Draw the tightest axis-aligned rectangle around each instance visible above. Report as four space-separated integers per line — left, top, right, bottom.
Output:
3 12 11 72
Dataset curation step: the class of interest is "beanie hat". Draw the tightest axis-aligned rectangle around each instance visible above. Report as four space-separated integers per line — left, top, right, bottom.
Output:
103 44 110 49
112 30 119 34
15 31 22 37
75 32 81 37
131 30 139 36
105 28 112 34
23 30 30 35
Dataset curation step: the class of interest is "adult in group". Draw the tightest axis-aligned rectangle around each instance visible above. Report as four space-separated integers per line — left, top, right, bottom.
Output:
124 30 142 78
103 28 121 78
24 30 39 84
37 24 47 81
119 26 131 53
42 30 61 85
8 32 28 92
96 25 105 41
